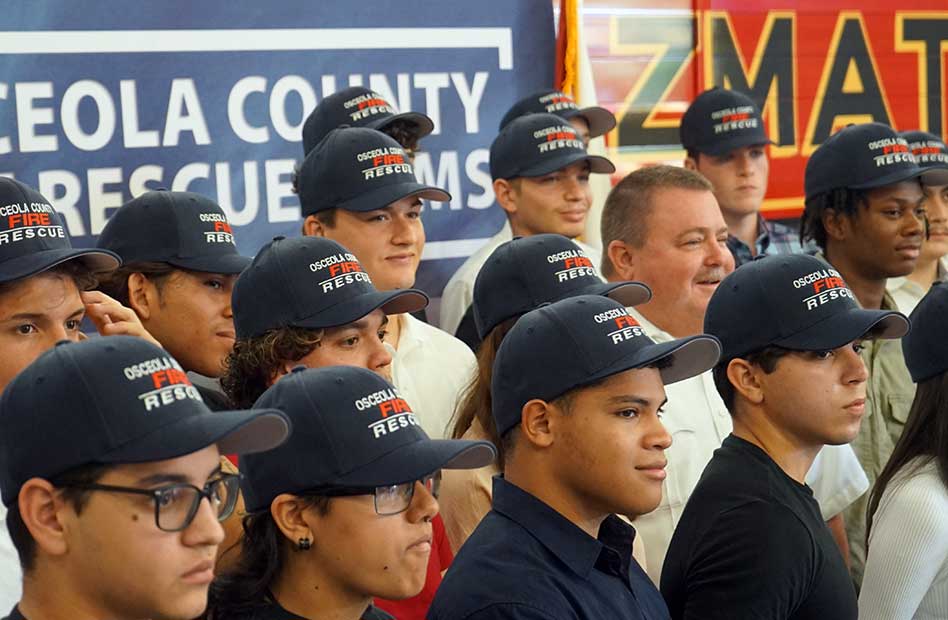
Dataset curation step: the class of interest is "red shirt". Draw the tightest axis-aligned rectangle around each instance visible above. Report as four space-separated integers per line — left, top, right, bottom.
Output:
374 514 454 620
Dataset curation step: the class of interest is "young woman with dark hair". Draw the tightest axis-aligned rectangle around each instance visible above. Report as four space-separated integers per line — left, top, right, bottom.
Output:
860 283 948 619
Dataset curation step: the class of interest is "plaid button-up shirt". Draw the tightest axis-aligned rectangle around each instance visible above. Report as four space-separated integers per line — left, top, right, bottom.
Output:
727 215 802 267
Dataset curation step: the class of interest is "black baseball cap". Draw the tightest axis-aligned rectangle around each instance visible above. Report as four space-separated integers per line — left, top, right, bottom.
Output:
805 123 925 200
902 282 948 382
297 127 451 217
473 234 652 338
900 130 948 187
705 254 909 362
499 90 616 139
0 177 119 284
0 336 291 507
97 190 250 274
240 365 496 512
233 236 428 339
302 86 435 156
680 87 772 156
490 113 615 181
492 295 721 437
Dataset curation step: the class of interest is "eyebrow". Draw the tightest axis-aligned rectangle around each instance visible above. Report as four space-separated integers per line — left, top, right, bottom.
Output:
607 395 667 409
1 307 85 322
135 463 222 487
675 227 710 239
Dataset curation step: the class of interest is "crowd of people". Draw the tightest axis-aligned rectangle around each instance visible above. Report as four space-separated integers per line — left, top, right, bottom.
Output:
0 76 946 620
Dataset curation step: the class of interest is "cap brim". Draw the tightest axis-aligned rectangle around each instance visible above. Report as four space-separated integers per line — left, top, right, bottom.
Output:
773 308 909 351
697 134 773 157
921 167 948 187
167 253 252 275
371 112 435 141
576 335 722 393
519 152 615 178
0 247 120 284
333 438 497 487
292 288 429 330
336 180 451 212
101 408 291 463
571 106 617 138
850 166 923 191
579 280 652 308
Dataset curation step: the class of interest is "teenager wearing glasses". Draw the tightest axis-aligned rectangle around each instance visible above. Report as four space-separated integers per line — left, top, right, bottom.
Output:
208 365 495 620
0 336 290 620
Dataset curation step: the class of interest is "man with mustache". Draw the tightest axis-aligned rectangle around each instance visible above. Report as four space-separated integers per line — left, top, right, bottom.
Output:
681 87 800 266
885 131 948 314
602 165 870 583
439 112 615 346
661 254 908 619
800 122 938 586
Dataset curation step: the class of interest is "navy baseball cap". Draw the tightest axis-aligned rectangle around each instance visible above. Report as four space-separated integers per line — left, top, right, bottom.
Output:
0 336 291 507
902 282 948 382
492 295 721 437
97 190 250 274
240 365 496 512
680 87 772 156
0 177 119 284
233 236 428 339
302 86 434 156
499 90 616 139
298 127 450 217
705 254 909 362
900 130 948 186
489 113 615 181
805 123 925 200
473 234 652 338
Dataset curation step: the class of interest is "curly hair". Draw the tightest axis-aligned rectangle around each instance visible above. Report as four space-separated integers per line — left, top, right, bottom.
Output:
221 326 325 409
0 260 99 298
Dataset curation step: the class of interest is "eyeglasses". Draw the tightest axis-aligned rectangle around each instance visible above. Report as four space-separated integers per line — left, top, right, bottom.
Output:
313 471 441 516
58 473 241 532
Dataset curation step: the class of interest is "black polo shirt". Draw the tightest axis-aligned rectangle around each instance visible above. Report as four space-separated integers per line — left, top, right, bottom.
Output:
1 607 23 620
211 599 392 620
428 476 669 620
660 434 858 619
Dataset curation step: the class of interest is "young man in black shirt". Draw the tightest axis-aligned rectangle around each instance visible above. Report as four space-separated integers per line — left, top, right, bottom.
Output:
660 254 909 619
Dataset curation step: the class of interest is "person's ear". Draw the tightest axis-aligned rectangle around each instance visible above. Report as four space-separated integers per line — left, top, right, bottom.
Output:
303 215 326 238
683 156 698 171
493 179 517 217
606 239 638 281
727 358 765 407
18 478 71 559
126 273 159 322
518 399 556 449
821 208 850 243
270 494 318 548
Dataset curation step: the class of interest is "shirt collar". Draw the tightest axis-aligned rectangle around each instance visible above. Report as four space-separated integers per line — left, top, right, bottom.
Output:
490 476 635 579
727 214 772 254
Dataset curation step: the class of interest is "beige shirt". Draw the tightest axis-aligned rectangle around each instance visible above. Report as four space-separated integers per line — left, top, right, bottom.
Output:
391 314 476 439
844 291 916 587
885 257 948 316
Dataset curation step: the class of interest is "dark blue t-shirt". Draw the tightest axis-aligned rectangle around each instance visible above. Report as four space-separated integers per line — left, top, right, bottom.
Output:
428 476 669 620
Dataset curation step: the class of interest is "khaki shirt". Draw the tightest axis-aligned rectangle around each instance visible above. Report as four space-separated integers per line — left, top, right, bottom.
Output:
844 291 915 588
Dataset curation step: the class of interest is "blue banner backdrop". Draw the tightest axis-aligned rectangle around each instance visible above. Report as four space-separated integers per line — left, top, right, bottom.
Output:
0 0 554 304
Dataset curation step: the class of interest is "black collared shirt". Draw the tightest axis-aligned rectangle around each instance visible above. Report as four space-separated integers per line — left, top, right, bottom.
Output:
660 435 858 619
1 606 24 620
208 599 393 620
428 477 669 620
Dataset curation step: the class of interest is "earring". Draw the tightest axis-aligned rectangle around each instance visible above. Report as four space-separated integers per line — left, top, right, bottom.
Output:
297 537 312 551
